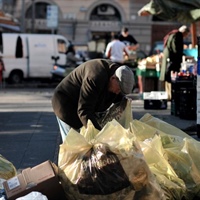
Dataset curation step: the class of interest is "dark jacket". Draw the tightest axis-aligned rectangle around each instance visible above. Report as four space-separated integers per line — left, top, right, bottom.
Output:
52 59 123 130
160 31 183 82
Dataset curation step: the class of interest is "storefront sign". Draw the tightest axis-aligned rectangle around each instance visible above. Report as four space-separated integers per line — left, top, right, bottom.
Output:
46 5 58 28
90 21 120 31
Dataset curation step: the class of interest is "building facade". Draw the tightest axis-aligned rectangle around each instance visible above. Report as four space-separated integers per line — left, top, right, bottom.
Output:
2 0 181 55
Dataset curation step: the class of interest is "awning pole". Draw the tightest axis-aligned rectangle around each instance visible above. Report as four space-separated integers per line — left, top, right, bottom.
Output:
191 23 197 48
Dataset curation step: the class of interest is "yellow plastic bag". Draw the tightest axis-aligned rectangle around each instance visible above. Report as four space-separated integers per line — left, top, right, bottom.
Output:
139 113 192 139
130 114 200 199
58 120 164 200
0 154 16 180
140 134 187 200
58 121 132 200
162 135 200 199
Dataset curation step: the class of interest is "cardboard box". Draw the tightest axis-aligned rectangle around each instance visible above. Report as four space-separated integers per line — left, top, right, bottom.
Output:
3 160 66 200
143 91 168 109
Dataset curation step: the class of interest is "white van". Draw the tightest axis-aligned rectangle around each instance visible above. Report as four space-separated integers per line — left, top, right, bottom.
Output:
1 33 69 83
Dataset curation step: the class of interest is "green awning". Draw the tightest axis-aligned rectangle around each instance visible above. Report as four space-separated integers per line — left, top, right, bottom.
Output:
138 0 200 23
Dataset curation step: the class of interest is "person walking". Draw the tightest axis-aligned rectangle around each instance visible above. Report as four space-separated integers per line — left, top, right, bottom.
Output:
52 59 135 142
105 33 129 65
160 25 190 100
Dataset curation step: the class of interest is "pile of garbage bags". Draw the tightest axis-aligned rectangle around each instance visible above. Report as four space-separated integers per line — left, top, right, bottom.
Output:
58 98 200 200
1 98 200 199
58 119 164 200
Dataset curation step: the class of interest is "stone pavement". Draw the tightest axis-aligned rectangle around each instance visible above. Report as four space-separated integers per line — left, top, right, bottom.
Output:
0 88 198 171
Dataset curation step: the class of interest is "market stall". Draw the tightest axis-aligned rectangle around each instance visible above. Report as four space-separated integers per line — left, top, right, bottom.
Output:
137 54 161 92
138 0 200 136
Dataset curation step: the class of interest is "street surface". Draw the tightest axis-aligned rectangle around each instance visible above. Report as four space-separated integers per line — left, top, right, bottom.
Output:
0 87 60 171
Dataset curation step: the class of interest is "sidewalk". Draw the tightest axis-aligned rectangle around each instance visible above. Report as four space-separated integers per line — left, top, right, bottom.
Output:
0 88 61 171
0 88 198 171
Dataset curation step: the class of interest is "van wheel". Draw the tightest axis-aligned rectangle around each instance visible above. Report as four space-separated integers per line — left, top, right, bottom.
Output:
9 71 23 84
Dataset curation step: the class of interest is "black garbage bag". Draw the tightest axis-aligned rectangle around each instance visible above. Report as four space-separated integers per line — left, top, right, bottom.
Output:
77 144 130 195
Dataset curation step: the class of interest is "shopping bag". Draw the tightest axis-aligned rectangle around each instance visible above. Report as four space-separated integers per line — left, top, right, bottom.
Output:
96 97 132 129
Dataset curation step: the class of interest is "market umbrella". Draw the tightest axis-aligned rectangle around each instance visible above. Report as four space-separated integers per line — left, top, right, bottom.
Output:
138 0 200 46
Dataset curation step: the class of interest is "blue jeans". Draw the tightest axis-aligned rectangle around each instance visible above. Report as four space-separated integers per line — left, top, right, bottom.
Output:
56 117 71 142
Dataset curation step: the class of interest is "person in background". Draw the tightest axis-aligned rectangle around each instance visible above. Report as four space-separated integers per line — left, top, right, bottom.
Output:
119 27 142 97
119 27 139 52
52 59 135 142
105 33 129 65
160 25 190 100
66 44 84 68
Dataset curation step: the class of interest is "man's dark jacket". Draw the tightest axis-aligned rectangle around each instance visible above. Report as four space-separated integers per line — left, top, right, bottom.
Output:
52 59 122 130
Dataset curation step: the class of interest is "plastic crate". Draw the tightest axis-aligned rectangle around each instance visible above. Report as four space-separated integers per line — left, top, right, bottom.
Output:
179 87 196 120
143 91 168 109
171 76 196 118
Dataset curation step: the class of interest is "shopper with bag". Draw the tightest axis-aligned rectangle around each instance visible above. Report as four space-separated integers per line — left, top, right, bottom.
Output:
160 25 190 100
52 59 135 142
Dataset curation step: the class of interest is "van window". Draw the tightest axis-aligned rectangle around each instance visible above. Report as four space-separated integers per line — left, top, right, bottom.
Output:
57 39 67 54
15 36 23 58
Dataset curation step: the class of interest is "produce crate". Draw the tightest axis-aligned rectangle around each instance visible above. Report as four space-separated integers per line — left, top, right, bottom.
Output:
137 68 160 92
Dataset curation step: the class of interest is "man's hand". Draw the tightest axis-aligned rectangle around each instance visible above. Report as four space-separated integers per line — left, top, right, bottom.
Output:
128 44 139 51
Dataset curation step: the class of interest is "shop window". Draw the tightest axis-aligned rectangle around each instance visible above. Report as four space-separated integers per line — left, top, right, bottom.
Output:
90 4 121 21
26 2 50 19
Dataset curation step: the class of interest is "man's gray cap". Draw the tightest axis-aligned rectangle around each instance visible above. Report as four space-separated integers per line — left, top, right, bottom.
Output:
115 65 135 94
